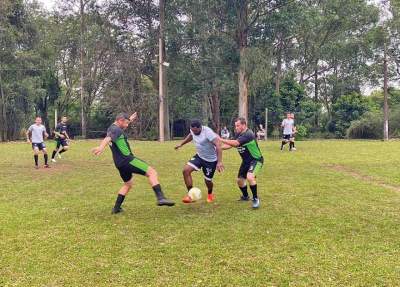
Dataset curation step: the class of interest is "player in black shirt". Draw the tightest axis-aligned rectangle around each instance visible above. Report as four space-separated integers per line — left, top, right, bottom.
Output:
220 117 263 209
92 112 175 214
51 116 70 162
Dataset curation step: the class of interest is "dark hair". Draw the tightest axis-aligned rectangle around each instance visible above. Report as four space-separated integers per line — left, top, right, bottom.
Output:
116 113 130 121
235 117 247 125
190 119 202 128
35 116 42 119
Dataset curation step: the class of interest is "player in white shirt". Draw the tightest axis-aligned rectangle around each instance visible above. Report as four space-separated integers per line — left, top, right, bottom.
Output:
26 116 50 169
280 113 295 151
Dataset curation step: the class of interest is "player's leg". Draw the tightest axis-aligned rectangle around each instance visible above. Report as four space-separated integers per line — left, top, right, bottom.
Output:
51 140 61 161
246 161 263 209
202 160 217 203
281 135 288 150
129 158 175 206
59 140 69 155
290 136 296 151
183 155 201 191
112 168 133 214
41 144 49 168
32 144 39 169
237 162 250 201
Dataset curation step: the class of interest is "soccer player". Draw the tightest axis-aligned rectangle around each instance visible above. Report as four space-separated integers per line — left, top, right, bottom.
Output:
175 120 224 203
280 112 294 151
92 112 175 214
51 116 70 162
26 116 49 169
220 117 263 209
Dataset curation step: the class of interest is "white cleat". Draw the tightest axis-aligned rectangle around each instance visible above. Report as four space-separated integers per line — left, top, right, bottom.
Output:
291 147 297 151
57 153 62 159
51 159 56 163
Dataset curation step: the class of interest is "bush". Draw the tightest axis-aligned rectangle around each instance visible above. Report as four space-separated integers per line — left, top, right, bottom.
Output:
295 125 308 140
346 111 383 139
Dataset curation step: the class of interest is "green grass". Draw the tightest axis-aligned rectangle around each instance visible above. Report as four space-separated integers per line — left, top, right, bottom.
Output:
1 139 400 286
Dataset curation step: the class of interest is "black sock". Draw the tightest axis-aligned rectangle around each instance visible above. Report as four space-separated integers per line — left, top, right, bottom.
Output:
152 184 165 200
187 185 193 192
59 149 66 154
281 141 286 149
250 184 258 199
44 154 48 165
114 194 125 210
51 150 57 159
34 155 38 166
292 142 295 148
239 186 248 197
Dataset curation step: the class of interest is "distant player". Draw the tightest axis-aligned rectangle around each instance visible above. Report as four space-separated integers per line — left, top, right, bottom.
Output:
280 112 295 151
220 117 263 209
92 112 175 214
26 116 49 169
175 120 224 203
51 116 70 162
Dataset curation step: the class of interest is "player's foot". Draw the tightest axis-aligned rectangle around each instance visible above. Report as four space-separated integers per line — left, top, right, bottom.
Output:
207 194 215 203
58 153 62 159
182 194 193 203
44 164 50 168
34 165 39 170
252 198 260 209
157 198 175 206
292 147 297 151
51 159 56 163
238 195 250 201
111 207 124 214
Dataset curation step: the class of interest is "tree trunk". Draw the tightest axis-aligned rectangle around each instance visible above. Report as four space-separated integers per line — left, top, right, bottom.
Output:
209 89 221 133
0 69 7 141
80 0 87 138
383 43 389 141
237 0 249 121
275 42 282 96
314 60 319 127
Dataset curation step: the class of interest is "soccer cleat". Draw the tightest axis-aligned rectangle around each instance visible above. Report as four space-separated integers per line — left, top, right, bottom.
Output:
157 198 175 206
207 194 215 203
111 207 124 214
34 165 39 170
51 159 56 163
57 153 62 159
238 195 250 201
182 194 193 203
292 147 297 151
44 164 50 168
252 198 260 209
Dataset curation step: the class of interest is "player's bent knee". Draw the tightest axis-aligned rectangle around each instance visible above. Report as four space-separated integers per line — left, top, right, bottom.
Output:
247 173 256 182
146 167 157 178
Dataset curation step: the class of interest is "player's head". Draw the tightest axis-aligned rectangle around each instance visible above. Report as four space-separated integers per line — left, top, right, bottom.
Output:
35 116 42 125
190 119 202 135
115 113 130 129
286 112 291 119
234 117 247 134
61 116 68 123
291 113 295 119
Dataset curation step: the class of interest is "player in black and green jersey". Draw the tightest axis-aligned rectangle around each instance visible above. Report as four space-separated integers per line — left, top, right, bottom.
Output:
51 116 70 162
92 112 175 214
220 117 263 209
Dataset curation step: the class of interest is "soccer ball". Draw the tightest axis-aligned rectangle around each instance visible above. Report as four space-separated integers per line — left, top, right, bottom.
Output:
188 187 202 201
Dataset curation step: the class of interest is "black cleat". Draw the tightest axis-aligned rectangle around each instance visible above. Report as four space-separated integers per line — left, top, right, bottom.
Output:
44 164 50 168
111 207 124 214
238 195 250 201
157 198 175 206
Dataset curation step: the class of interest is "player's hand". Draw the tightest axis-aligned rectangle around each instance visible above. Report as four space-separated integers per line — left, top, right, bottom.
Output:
92 146 103 156
217 161 224 172
174 144 182 150
129 112 138 122
27 139 31 144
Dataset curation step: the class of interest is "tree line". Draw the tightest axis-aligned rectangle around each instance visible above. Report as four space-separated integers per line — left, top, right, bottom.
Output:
1 0 399 141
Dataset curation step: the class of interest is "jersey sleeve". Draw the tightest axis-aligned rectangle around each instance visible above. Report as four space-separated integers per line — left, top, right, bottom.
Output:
205 127 217 142
236 131 254 146
107 125 122 142
28 125 33 132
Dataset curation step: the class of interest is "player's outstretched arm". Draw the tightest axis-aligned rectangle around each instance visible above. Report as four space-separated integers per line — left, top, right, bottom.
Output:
212 137 224 172
175 134 193 150
220 138 240 148
92 136 112 155
129 112 138 123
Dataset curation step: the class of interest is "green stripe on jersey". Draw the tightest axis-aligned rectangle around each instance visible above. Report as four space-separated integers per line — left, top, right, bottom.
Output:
253 161 263 176
115 135 130 156
243 140 262 159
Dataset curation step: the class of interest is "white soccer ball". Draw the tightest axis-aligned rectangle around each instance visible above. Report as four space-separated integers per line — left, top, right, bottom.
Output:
188 187 202 201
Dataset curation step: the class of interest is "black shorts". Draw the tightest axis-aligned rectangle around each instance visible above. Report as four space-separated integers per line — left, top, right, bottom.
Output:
56 138 68 147
238 159 264 179
32 142 46 150
187 154 217 181
117 157 150 182
283 134 292 140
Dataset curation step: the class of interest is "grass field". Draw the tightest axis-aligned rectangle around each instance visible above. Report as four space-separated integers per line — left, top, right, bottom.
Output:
1 139 400 286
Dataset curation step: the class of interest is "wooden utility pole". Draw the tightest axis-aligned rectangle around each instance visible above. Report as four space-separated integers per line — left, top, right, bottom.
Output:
383 42 389 141
237 0 249 121
159 0 170 141
80 0 86 138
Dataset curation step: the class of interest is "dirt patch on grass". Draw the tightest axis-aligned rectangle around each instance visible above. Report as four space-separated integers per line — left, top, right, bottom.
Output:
326 164 400 193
